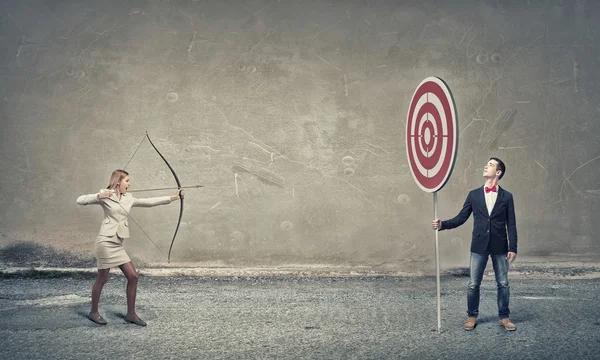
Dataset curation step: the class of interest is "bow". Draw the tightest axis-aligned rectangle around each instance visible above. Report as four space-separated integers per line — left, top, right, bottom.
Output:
124 132 184 263
145 132 184 263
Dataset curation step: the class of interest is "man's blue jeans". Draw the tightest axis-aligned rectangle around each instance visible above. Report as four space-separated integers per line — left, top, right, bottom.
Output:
467 252 510 319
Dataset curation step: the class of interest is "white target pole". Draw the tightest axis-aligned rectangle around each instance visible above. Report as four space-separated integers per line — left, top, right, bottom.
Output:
434 191 441 334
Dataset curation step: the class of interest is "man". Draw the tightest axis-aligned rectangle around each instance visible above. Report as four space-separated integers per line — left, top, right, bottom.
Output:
432 157 517 331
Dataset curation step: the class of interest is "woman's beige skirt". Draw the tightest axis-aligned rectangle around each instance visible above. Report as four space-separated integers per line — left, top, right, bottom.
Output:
94 234 131 269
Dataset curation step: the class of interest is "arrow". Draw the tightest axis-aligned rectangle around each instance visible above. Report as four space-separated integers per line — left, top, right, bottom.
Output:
128 185 204 193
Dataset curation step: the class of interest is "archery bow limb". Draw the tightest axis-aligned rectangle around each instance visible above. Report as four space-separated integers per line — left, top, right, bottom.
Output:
144 132 184 264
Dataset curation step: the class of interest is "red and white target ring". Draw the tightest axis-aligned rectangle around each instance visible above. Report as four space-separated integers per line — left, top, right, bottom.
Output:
406 77 458 193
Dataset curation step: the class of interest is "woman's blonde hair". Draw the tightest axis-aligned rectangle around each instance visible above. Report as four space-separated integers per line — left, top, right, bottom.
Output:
107 169 129 190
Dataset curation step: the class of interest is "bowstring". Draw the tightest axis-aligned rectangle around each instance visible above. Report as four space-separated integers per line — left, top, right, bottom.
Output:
123 133 147 171
112 195 162 253
116 133 164 254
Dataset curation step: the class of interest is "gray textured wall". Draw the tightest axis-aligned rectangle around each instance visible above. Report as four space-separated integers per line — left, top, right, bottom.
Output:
1 0 599 270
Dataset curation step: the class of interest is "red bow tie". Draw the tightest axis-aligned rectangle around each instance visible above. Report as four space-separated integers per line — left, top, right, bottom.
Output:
485 186 497 193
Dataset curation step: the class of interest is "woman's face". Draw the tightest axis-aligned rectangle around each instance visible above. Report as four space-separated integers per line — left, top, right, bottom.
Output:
119 175 131 194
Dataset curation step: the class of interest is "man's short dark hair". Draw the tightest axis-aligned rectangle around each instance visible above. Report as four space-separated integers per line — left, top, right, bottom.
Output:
490 157 505 180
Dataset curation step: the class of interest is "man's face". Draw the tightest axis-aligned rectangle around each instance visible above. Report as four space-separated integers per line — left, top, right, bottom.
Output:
483 160 500 179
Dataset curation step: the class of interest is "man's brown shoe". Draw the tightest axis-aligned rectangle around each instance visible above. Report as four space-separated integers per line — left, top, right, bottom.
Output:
499 318 516 331
463 317 477 331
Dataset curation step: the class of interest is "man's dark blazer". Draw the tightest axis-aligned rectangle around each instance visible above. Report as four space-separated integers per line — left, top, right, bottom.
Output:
441 186 517 255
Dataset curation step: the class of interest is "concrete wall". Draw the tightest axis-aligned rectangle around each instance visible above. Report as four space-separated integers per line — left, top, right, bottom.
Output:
1 0 598 270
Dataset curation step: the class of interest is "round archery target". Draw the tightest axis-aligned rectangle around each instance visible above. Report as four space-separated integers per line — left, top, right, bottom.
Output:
406 77 458 193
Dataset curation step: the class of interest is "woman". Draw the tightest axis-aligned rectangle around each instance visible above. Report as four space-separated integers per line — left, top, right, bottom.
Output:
76 169 183 326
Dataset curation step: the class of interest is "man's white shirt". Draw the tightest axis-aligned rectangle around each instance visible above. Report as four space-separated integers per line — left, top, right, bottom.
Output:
484 185 499 216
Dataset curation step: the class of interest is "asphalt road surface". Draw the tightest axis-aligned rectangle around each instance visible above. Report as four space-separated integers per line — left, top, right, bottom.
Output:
1 275 599 359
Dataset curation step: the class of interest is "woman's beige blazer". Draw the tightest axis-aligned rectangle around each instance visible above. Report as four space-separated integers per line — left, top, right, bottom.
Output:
76 189 172 238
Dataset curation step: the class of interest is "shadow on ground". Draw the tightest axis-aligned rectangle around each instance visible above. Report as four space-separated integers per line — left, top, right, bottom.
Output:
0 241 95 268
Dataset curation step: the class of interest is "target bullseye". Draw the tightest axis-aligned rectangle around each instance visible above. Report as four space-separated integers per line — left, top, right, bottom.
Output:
422 120 434 149
406 77 458 193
